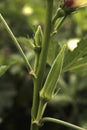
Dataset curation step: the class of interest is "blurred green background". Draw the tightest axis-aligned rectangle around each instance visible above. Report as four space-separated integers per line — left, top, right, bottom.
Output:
0 0 87 130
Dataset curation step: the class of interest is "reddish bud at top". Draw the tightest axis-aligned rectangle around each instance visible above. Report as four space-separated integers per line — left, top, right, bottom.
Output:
64 0 74 7
64 0 87 8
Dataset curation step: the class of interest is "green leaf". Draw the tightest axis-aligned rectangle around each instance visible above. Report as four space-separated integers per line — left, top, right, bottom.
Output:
17 37 35 50
0 65 9 77
63 38 87 73
65 56 87 70
8 51 35 68
70 62 87 76
40 44 66 101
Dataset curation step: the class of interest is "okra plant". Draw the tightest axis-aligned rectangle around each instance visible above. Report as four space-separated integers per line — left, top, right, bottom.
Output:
0 0 87 130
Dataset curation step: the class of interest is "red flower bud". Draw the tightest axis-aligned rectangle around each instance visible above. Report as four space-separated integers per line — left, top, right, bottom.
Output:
64 0 87 8
64 0 74 7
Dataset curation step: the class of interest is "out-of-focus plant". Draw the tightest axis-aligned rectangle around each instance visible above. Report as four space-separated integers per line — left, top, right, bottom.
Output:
0 0 87 130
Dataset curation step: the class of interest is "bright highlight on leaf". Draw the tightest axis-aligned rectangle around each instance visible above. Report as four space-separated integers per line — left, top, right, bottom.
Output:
67 38 80 51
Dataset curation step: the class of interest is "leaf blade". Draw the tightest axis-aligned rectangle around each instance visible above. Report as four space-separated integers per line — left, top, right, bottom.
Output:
63 38 87 72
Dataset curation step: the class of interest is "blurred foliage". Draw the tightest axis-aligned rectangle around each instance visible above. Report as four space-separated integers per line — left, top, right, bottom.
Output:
0 0 87 130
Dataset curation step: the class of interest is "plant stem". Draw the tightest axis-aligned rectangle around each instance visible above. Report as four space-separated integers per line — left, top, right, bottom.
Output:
0 14 33 71
36 99 47 120
30 0 53 130
41 117 86 130
36 0 53 89
34 53 40 74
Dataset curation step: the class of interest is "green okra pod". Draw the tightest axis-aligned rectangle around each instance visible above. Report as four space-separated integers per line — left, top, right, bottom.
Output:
40 44 66 101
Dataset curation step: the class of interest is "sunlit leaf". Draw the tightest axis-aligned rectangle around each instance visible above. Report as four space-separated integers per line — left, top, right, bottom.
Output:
63 38 87 73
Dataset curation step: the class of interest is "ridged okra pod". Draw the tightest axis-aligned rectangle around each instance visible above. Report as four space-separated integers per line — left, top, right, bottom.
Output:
40 44 66 101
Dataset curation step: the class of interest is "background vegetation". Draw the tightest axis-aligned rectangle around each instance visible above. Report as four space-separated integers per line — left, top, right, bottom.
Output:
0 0 87 130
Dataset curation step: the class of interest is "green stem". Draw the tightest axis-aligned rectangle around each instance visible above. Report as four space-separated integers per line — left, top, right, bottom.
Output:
41 117 86 130
0 13 32 71
30 0 53 130
36 0 53 89
34 53 40 74
30 53 40 130
36 99 47 120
